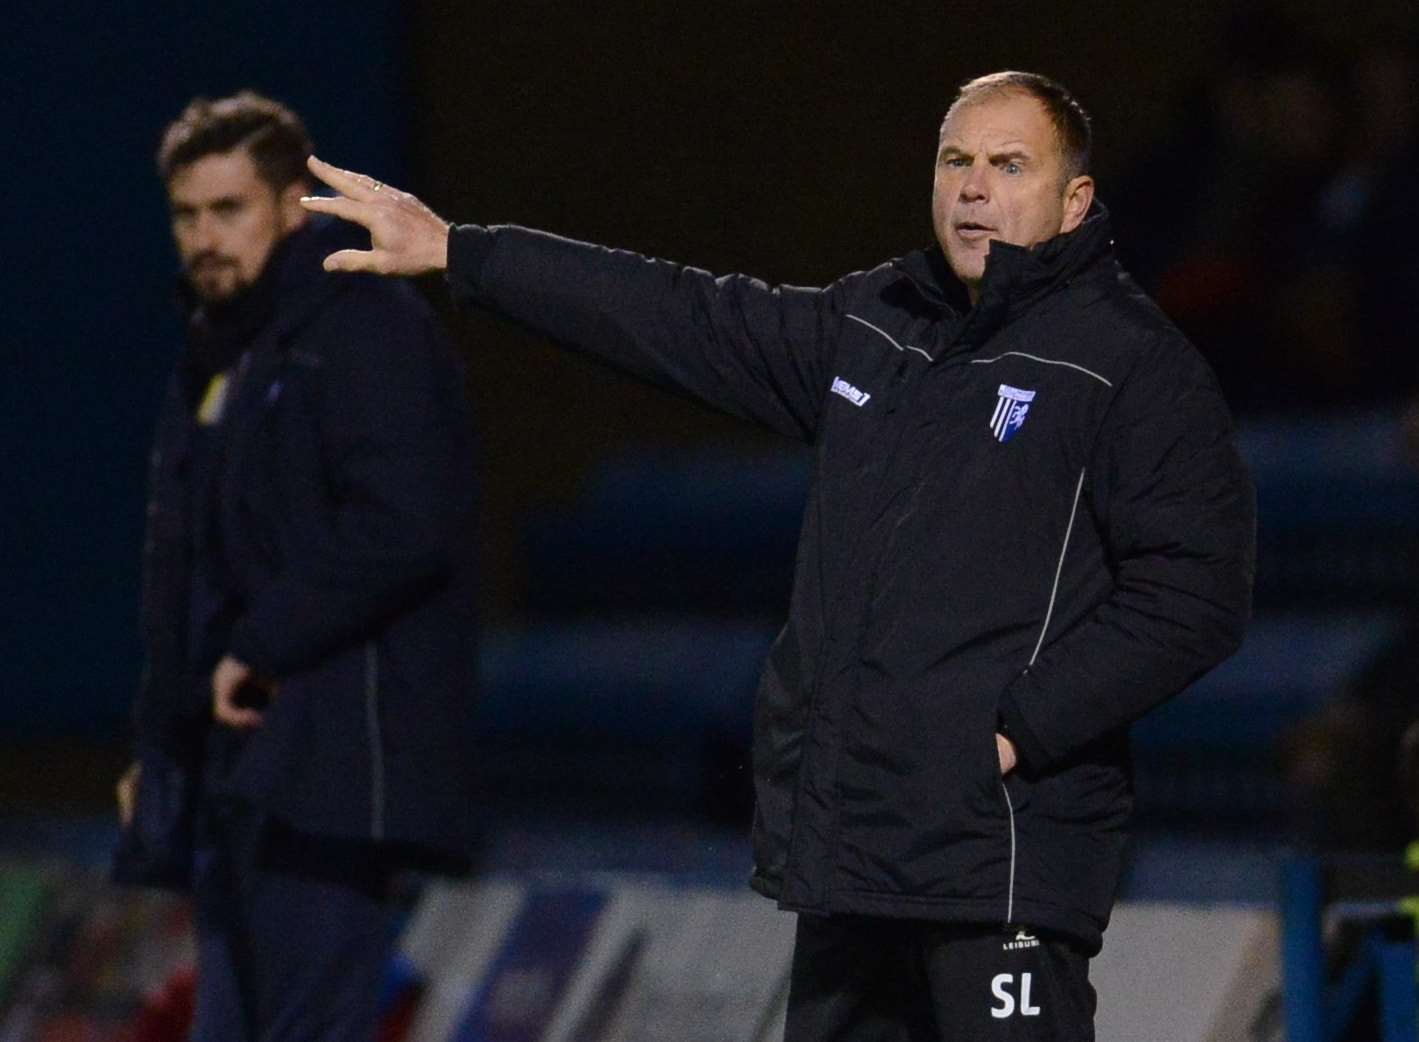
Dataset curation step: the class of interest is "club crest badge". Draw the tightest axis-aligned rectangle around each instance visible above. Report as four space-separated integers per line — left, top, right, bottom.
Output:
990 384 1036 443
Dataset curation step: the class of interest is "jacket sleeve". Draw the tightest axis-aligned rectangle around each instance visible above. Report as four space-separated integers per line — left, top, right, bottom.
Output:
997 341 1256 773
226 284 474 678
446 223 852 441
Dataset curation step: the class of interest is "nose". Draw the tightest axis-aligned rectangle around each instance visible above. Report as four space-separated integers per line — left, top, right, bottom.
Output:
190 211 219 252
959 164 989 203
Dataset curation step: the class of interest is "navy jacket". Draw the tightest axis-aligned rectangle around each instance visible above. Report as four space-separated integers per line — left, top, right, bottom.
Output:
136 217 479 858
445 207 1255 951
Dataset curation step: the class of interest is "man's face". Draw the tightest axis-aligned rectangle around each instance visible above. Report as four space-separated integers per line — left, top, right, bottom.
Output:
167 149 304 303
930 91 1092 294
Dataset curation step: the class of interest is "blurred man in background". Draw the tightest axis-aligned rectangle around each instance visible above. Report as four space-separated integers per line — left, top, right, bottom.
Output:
303 71 1254 1041
116 92 479 1042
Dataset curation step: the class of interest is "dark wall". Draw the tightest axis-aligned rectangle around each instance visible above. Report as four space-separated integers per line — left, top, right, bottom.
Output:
4 2 406 738
9 0 1415 741
406 0 1415 610
407 1 1230 608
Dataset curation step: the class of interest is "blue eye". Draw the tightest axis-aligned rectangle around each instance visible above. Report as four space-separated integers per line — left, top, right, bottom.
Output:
1004 162 1021 175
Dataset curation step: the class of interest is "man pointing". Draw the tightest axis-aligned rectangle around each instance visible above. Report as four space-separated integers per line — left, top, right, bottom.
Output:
304 71 1254 1041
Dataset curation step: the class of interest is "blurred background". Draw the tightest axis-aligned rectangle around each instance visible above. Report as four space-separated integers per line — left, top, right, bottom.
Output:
5 1 1419 1039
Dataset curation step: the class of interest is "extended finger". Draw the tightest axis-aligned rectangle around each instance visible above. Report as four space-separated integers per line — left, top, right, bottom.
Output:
306 155 383 201
323 248 385 274
300 194 375 227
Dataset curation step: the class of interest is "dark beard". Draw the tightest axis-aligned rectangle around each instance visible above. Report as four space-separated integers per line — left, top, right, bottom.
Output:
186 258 249 304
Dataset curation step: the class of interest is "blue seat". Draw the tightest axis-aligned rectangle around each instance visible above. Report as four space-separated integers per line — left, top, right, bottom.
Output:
524 449 810 613
473 620 775 814
1130 612 1405 822
1239 412 1419 608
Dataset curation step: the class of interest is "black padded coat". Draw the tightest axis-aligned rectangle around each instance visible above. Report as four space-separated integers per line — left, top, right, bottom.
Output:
446 206 1255 951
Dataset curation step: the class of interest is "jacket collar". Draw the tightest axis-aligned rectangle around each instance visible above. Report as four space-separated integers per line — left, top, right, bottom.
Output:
178 215 368 345
892 201 1117 347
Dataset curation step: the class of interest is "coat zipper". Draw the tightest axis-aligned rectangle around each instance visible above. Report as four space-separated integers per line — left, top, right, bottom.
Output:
784 356 916 905
364 642 386 840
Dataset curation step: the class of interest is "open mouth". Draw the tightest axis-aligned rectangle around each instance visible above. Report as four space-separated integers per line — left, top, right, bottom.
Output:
955 221 994 239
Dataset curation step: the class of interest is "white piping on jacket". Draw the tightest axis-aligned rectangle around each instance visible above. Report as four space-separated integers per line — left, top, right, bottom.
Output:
845 314 933 361
969 351 1113 387
1030 469 1087 666
1004 467 1086 927
1002 781 1017 925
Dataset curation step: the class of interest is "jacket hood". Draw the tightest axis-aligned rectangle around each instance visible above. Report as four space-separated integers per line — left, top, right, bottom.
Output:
893 201 1117 346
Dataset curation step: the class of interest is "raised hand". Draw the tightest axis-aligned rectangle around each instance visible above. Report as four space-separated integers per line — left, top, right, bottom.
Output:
300 156 451 276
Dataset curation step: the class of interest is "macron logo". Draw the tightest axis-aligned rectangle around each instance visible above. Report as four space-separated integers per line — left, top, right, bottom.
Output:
831 376 871 408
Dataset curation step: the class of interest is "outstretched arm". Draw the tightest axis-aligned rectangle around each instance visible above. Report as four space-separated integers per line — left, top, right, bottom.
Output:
300 156 451 275
301 156 856 442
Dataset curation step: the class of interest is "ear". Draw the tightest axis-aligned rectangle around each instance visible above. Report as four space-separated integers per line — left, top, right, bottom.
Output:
277 179 309 234
1058 175 1094 235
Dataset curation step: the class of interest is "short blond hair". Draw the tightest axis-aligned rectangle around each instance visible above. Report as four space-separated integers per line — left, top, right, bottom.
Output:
947 71 1092 182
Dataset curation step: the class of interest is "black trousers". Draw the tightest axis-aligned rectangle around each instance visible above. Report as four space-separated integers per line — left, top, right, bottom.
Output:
784 915 1095 1042
190 802 399 1042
